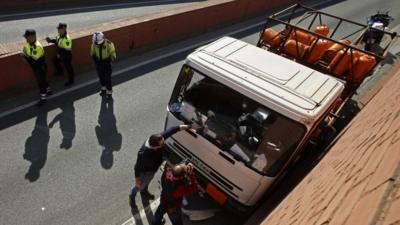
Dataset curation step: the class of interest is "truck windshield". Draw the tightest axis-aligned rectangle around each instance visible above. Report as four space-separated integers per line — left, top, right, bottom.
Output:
169 65 306 177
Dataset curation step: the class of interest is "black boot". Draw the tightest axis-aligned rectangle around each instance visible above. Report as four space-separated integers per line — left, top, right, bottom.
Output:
36 99 47 107
99 89 106 96
46 88 53 96
141 190 155 200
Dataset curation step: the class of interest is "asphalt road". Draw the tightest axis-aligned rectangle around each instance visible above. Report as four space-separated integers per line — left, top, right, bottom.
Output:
0 0 200 44
0 0 399 225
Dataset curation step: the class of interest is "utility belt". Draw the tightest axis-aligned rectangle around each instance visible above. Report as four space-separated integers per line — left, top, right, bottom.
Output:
57 48 72 58
95 57 112 64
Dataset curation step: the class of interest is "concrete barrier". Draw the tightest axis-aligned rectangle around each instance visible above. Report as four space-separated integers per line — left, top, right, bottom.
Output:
0 0 129 12
0 0 296 95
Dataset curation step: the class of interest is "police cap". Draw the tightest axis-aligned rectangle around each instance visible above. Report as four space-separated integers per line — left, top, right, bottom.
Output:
57 23 67 29
23 29 36 37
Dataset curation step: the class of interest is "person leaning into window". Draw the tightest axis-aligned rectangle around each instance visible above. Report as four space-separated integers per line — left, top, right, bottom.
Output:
129 124 199 209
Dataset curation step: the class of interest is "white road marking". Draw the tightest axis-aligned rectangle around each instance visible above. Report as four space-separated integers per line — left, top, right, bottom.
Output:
122 198 160 225
0 0 181 19
0 0 336 120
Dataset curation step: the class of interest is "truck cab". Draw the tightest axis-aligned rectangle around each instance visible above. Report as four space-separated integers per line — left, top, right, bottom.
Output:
164 36 344 211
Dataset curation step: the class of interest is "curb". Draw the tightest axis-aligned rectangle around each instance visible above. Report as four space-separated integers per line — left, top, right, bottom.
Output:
358 62 400 109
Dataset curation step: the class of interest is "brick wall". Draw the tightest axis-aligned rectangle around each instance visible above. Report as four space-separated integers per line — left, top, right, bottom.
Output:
0 0 297 94
260 69 400 225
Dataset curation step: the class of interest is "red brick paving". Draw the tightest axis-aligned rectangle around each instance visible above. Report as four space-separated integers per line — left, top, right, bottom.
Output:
261 69 400 225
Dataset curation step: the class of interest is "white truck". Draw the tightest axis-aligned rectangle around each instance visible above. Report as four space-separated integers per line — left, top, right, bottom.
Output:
163 4 396 213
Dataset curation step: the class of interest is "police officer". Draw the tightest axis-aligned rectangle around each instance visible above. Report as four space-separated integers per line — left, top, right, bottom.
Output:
90 32 116 100
152 163 199 225
46 22 75 86
22 29 52 106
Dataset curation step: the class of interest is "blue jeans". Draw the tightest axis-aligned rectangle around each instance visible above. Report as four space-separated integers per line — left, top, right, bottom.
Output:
129 171 155 197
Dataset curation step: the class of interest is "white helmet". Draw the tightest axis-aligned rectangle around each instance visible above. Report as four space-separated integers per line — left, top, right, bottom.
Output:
93 32 104 44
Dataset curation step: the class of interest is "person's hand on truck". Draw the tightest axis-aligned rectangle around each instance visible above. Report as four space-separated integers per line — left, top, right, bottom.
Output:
185 163 195 175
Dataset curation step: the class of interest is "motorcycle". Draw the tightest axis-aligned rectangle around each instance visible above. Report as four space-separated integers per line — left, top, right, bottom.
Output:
362 11 394 52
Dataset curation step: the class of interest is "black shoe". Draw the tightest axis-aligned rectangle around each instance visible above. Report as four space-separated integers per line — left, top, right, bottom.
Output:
99 90 106 96
46 90 53 95
64 81 74 87
36 99 46 107
151 218 165 225
141 190 155 200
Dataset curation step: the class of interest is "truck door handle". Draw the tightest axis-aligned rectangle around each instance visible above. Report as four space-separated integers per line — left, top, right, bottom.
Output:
186 129 198 138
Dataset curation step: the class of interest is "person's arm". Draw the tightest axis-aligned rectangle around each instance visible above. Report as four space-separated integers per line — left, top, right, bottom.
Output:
22 54 34 64
134 154 146 188
134 147 149 178
65 36 72 51
172 173 199 198
109 42 116 62
134 158 145 178
22 55 35 66
45 36 57 44
161 125 193 139
90 44 99 64
21 47 32 63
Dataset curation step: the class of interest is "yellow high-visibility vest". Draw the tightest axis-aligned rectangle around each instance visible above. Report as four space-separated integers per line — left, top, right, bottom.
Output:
56 34 72 50
22 41 45 61
90 40 116 61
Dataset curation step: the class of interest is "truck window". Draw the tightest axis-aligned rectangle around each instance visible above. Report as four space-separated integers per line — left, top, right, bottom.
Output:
169 65 306 177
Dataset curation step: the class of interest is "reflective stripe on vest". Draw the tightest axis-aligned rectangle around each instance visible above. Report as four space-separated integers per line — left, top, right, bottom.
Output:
56 34 72 50
23 41 45 61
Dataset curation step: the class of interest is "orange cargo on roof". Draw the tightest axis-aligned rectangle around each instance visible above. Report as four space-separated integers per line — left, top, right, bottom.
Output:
323 39 351 63
290 30 316 45
328 49 353 77
307 39 334 64
314 25 330 37
283 40 309 59
261 28 283 49
351 54 376 83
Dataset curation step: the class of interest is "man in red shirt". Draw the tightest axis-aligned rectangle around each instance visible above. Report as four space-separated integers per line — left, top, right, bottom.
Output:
152 163 199 225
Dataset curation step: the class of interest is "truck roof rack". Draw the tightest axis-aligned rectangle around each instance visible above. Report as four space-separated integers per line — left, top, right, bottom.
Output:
256 3 397 98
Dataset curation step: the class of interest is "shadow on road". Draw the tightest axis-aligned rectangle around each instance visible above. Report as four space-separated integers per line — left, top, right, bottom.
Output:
49 101 76 150
23 111 49 182
141 194 155 224
0 0 346 132
95 98 122 169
